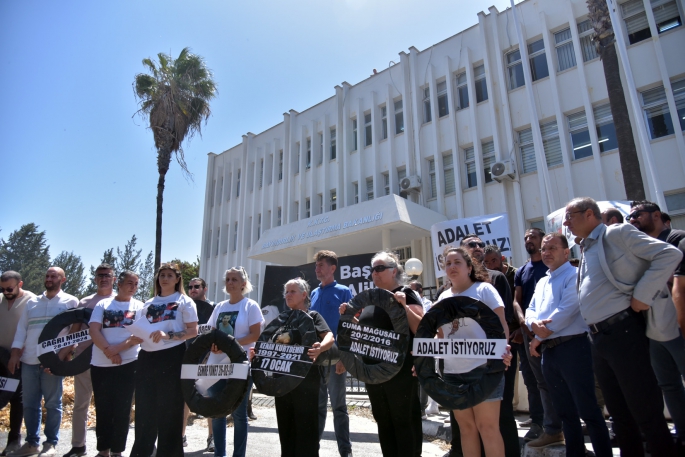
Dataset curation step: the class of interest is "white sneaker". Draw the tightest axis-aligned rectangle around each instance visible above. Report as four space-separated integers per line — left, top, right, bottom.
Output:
37 443 55 456
7 442 39 457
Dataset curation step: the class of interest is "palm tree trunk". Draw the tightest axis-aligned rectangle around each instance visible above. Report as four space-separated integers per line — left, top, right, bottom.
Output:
155 149 172 272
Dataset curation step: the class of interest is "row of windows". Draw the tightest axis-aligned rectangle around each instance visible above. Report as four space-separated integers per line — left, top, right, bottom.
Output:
641 78 685 139
622 0 682 44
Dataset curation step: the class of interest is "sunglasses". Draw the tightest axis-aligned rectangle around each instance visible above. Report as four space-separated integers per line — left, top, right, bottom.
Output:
628 209 656 220
0 287 15 294
466 241 486 248
371 264 393 273
188 284 203 290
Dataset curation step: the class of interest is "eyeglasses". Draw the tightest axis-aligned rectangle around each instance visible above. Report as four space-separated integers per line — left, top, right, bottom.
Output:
466 241 485 248
628 209 656 220
0 287 15 294
371 264 393 274
188 284 203 290
564 210 586 221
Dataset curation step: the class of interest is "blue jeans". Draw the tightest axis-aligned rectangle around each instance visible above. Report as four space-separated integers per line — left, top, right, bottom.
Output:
317 365 351 455
21 363 63 446
542 335 612 457
213 378 252 457
523 331 562 434
649 334 685 438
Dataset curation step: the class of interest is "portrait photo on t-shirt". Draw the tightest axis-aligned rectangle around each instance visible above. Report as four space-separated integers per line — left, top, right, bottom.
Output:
145 302 179 323
103 309 136 328
216 311 239 336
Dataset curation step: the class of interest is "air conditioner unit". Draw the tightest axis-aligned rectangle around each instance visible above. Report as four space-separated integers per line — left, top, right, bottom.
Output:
399 175 422 192
490 160 516 183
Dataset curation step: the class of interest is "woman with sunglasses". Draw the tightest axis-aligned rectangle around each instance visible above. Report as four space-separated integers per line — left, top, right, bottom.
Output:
88 271 144 457
341 250 424 457
129 263 199 457
437 246 511 457
207 267 264 457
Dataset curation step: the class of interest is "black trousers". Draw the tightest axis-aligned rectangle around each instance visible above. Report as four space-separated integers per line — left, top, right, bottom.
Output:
591 310 675 457
130 344 186 457
366 367 423 457
275 367 321 457
91 362 136 453
7 367 23 443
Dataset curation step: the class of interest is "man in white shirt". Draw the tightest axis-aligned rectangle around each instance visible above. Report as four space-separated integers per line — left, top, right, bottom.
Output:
8 267 79 457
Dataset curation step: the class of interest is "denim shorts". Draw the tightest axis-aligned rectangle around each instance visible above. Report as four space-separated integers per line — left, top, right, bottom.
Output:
442 371 505 403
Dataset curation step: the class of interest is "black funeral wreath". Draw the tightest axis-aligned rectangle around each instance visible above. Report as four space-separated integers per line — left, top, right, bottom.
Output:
37 308 93 377
338 288 410 385
182 329 249 418
414 296 506 410
253 309 318 397
0 347 21 408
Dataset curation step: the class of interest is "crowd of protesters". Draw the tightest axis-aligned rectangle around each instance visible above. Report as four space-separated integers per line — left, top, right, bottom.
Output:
1 196 684 457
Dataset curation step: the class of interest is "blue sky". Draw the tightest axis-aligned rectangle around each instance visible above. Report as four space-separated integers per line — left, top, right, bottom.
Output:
1 0 515 281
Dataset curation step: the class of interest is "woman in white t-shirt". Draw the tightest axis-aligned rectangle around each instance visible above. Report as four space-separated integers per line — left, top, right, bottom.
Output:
129 263 199 457
436 247 511 457
208 267 264 457
89 270 145 457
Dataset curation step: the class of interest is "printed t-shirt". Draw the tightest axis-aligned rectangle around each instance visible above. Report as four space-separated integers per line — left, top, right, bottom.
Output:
90 297 145 366
209 297 264 352
137 292 198 352
437 282 504 374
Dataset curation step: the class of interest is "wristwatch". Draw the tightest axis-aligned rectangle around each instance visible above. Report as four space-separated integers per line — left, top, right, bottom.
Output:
168 331 175 340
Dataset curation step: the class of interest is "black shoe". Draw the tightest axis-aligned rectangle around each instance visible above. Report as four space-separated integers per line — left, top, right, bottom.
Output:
182 435 188 447
62 447 87 457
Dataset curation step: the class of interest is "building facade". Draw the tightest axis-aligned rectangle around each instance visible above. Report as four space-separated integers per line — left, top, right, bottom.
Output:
201 0 685 303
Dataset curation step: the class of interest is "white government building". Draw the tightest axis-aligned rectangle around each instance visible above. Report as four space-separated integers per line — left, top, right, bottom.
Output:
200 0 685 304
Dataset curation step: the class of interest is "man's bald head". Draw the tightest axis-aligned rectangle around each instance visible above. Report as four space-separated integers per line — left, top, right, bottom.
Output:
45 267 66 294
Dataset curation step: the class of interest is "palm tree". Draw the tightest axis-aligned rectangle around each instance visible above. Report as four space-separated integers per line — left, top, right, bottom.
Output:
134 47 217 271
586 0 646 200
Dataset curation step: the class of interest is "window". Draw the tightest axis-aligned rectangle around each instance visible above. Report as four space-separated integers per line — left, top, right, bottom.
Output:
665 191 685 212
381 106 388 140
277 207 282 227
330 128 337 160
226 174 231 201
249 162 255 192
507 49 525 90
443 153 456 194
366 178 374 201
577 20 599 61
236 169 241 197
215 227 220 256
267 210 271 230
211 179 216 207
305 198 310 218
353 182 359 204
306 138 311 169
259 159 264 188
319 133 324 165
257 214 261 240
528 39 549 81
205 230 212 257
318 194 323 214
555 28 576 71
246 217 252 247
673 78 685 130
394 100 404 134
482 142 496 183
423 87 432 123
593 104 619 152
456 72 469 110
428 159 437 198
568 111 593 159
652 0 682 33
330 189 337 210
232 222 238 251
383 173 390 195
437 81 449 117
464 147 477 188
223 224 228 254
642 85 675 138
268 155 273 185
519 129 537 173
622 0 651 44
295 142 300 173
294 202 299 222
278 151 283 180
474 65 488 103
541 121 563 166
352 119 358 151
364 113 372 147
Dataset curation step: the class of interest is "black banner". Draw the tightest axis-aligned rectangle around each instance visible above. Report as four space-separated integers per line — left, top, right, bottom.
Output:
250 341 313 378
337 320 406 365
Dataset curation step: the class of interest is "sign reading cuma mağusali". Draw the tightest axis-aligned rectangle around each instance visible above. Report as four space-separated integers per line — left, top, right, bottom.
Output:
337 320 406 364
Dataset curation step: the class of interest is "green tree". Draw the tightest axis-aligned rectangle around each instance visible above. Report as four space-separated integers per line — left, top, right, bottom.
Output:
587 0 646 200
136 251 155 302
52 251 86 297
0 223 51 294
134 47 217 272
85 248 117 296
169 257 200 292
117 235 142 273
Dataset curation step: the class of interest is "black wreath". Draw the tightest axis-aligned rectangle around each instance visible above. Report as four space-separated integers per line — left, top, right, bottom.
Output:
414 296 506 410
182 330 249 418
0 347 21 408
37 308 93 377
253 309 319 397
338 288 409 385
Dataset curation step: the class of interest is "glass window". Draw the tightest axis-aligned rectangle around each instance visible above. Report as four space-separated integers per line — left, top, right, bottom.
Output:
259 160 264 188
437 81 449 117
353 182 359 204
305 199 310 218
215 227 220 256
519 129 537 173
381 106 388 139
672 78 685 130
395 99 404 134
364 113 372 147
443 153 456 194
528 39 549 81
224 223 228 254
233 222 238 251
665 190 685 211
306 138 311 169
318 194 323 214
482 141 496 184
330 128 336 160
652 0 682 33
294 202 299 222
319 133 324 165
622 0 652 44
474 65 488 103
330 189 337 211
226 173 232 201
541 121 563 166
555 28 576 71
278 151 283 180
277 208 281 226
423 87 432 123
568 111 593 159
397 168 406 195
295 143 300 174
641 85 675 138
366 178 374 201
456 72 469 110
593 104 619 152
383 173 390 195
236 169 241 197
352 119 358 151
578 20 599 61
507 49 525 90
257 214 261 240
428 159 437 198
464 147 477 188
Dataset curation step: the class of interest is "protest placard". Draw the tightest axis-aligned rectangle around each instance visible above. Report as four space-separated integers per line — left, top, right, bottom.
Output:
36 329 91 356
0 377 20 392
413 338 508 359
337 320 406 365
250 341 313 378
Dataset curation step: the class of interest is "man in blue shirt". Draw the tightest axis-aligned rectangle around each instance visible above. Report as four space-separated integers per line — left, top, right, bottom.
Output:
525 233 612 456
310 250 353 457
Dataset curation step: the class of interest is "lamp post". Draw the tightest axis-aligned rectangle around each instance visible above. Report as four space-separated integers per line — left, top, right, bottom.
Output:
404 258 423 279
